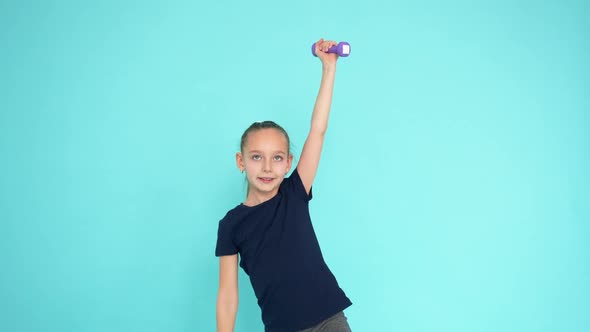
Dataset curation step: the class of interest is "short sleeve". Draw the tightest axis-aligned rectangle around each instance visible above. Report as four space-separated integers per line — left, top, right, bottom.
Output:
283 168 313 202
215 218 238 256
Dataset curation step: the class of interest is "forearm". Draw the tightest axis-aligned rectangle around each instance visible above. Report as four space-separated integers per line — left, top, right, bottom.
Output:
216 295 238 332
310 63 337 135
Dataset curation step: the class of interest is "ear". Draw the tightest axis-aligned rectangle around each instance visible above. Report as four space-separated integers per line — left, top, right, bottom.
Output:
236 152 245 172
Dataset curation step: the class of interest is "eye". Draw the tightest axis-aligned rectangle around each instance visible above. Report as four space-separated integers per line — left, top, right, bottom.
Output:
273 155 284 161
252 155 262 161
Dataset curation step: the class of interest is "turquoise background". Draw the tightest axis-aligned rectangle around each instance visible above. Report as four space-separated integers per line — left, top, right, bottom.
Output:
1 1 589 331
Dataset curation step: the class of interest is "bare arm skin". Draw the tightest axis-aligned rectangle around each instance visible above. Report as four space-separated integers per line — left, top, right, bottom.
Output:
298 38 340 194
217 254 239 332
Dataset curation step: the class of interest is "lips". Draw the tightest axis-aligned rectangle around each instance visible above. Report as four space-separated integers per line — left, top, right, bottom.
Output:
258 177 274 184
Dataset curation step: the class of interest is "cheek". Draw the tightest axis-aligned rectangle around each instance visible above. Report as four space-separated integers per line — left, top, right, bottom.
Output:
277 160 290 171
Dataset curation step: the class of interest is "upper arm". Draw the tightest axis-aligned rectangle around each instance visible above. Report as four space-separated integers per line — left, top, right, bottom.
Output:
217 254 238 331
297 131 325 194
218 254 238 297
298 63 336 195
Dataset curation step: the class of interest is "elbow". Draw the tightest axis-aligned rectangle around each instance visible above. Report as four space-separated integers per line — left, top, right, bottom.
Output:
217 291 238 311
310 125 328 137
216 293 238 332
217 299 238 313
217 289 238 314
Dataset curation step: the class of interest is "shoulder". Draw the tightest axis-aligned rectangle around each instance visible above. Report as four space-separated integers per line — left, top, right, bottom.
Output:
280 168 313 201
218 204 245 228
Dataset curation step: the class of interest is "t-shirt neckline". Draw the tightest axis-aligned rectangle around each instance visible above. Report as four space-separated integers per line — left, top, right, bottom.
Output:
239 191 280 209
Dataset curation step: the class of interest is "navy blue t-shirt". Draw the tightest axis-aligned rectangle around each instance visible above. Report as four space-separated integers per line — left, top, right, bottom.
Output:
215 168 352 332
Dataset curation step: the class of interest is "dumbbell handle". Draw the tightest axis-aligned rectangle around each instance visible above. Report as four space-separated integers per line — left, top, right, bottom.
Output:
311 41 351 57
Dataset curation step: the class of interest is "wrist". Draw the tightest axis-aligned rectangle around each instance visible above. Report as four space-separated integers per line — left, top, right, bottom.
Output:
322 63 336 73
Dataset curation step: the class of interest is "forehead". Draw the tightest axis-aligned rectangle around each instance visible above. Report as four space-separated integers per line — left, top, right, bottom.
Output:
245 128 288 151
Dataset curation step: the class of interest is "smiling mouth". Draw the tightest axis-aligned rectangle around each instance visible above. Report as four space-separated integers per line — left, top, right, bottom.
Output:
258 177 274 184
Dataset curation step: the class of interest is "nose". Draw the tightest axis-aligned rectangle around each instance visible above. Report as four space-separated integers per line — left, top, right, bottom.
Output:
263 159 272 172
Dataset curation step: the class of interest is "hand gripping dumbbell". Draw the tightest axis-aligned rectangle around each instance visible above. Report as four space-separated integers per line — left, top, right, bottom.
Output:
311 41 351 57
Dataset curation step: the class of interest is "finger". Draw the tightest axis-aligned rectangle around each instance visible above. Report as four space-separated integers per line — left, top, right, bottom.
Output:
324 40 336 52
316 38 324 52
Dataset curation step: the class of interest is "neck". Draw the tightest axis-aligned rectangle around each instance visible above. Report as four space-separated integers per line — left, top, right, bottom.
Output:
244 188 279 207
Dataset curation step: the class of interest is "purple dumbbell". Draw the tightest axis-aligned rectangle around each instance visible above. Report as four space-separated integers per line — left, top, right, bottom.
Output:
311 41 351 57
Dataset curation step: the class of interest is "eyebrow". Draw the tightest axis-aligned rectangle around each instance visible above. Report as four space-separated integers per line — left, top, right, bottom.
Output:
248 150 287 155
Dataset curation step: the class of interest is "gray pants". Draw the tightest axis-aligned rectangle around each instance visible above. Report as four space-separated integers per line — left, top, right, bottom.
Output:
297 312 352 332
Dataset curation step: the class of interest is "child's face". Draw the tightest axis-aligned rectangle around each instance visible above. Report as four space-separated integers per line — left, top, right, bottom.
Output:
238 128 292 196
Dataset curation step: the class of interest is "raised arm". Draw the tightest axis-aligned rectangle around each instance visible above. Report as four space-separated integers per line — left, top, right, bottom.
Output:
217 254 238 332
297 38 340 194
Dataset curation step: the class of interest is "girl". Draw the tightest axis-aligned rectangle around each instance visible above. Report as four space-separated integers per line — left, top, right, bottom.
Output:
215 39 352 332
